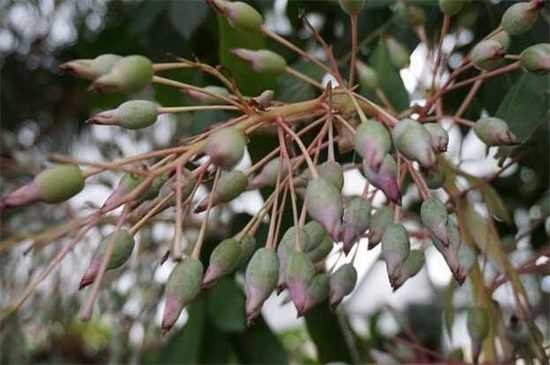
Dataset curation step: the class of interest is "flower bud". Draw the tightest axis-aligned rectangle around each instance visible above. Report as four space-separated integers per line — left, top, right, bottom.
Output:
354 120 392 170
424 123 449 153
301 273 330 314
231 49 287 75
392 119 436 168
473 117 518 146
467 306 490 363
223 1 264 32
205 126 246 169
421 197 449 245
161 257 203 333
470 39 505 71
421 165 445 190
303 221 333 263
367 206 392 249
92 55 154 93
59 54 122 80
501 1 542 36
245 248 279 323
489 30 511 51
195 170 248 212
456 243 476 284
520 43 550 74
318 160 344 191
306 176 343 240
391 249 425 291
138 174 170 203
356 61 379 90
79 230 135 289
341 196 371 252
248 158 282 189
329 263 357 308
203 238 241 287
362 155 401 205
381 223 410 284
339 0 365 16
439 0 465 17
277 226 310 288
102 172 144 211
186 85 230 104
88 100 158 129
237 234 257 267
384 36 410 69
285 251 315 315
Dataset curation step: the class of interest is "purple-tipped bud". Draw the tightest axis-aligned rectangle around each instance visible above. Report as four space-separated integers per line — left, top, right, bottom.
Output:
102 173 143 211
221 0 264 32
79 229 135 289
92 55 153 93
421 197 449 245
467 306 490 363
301 273 330 315
305 176 343 240
353 120 391 171
231 49 287 75
245 248 279 323
248 158 283 190
285 251 315 315
520 43 550 74
161 257 203 334
237 234 257 267
329 263 357 308
203 238 242 287
356 61 379 90
439 0 465 17
341 196 371 253
362 155 401 205
59 54 122 80
367 206 393 249
338 0 365 16
392 119 436 168
381 223 410 284
473 117 518 146
205 126 246 169
318 160 344 191
391 249 425 291
88 100 158 129
424 123 449 153
501 0 542 36
195 170 248 212
277 226 310 289
185 85 230 104
384 36 410 69
470 39 505 71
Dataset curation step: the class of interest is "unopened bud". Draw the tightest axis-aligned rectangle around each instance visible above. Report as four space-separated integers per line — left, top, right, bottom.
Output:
237 234 257 267
421 197 449 245
439 0 465 17
341 196 371 253
501 0 542 36
392 119 436 168
473 117 518 146
520 43 550 74
139 174 169 203
367 206 392 249
467 306 490 363
356 61 379 90
248 158 282 189
186 85 230 104
422 164 446 190
301 273 330 314
277 226 310 289
102 172 144 211
232 49 287 75
339 0 365 16
354 119 391 170
391 249 425 290
456 243 476 284
203 238 241 287
470 39 505 71
88 100 158 129
195 170 248 212
161 257 203 333
424 123 449 153
92 55 154 93
59 54 122 80
306 176 343 240
245 248 279 323
489 30 511 51
381 223 410 284
223 1 264 32
329 263 357 308
285 251 315 315
205 126 246 169
362 155 401 205
384 36 410 69
318 160 344 191
303 221 333 263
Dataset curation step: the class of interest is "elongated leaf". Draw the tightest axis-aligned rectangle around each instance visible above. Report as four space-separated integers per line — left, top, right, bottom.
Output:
232 316 288 364
206 277 246 333
278 60 324 102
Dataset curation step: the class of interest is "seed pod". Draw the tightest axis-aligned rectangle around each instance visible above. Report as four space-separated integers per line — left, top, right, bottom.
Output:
92 55 154 93
231 49 287 75
421 197 449 245
318 160 344 191
248 158 282 189
245 248 279 322
301 273 330 314
79 230 135 289
391 249 425 291
329 263 357 308
489 30 511 51
362 155 401 205
338 0 365 16
501 1 541 36
354 120 392 170
306 176 343 240
424 123 449 153
237 234 257 267
162 257 204 333
384 36 410 69
102 173 144 211
341 196 371 252
470 39 505 71
421 165 445 190
59 54 122 80
205 126 246 169
467 306 490 363
381 223 410 284
285 251 315 315
195 170 248 212
473 117 518 146
367 206 393 249
392 119 436 168
223 0 264 32
186 85 230 104
203 238 241 287
439 0 464 17
88 100 158 129
520 43 550 74
356 61 379 90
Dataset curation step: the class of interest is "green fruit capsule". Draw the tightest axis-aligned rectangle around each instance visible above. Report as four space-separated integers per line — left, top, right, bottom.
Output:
59 54 122 80
367 206 393 249
302 273 330 314
232 49 287 75
162 257 203 333
391 249 425 290
381 223 410 283
384 36 410 69
356 61 379 90
341 196 371 252
339 0 365 16
245 248 279 322
520 43 550 74
196 170 248 212
467 306 490 363
329 263 357 308
473 117 518 146
35 164 85 204
88 100 158 129
392 119 436 168
318 160 344 191
203 238 242 287
237 234 257 267
224 1 264 32
470 39 505 71
421 197 449 245
92 55 154 93
205 126 246 169
285 251 315 314
439 0 465 17
501 1 542 36
354 119 391 170
424 123 449 153
306 176 343 240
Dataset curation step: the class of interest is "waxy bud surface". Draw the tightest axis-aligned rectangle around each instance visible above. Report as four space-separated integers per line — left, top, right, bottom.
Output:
318 160 344 191
203 238 241 287
521 43 550 74
424 123 449 153
245 248 279 322
285 251 315 315
338 0 365 16
88 100 158 129
391 249 425 290
224 1 264 32
367 206 393 249
354 119 391 171
186 85 230 104
473 117 518 146
470 39 505 71
363 155 401 205
381 223 410 283
196 170 248 212
205 127 246 169
329 263 357 308
421 197 449 245
232 49 287 75
392 119 435 168
92 55 154 93
60 54 122 80
501 1 541 36
305 176 343 239
341 196 371 252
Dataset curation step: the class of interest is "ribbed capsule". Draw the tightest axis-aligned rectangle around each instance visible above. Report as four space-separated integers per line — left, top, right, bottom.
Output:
473 117 518 146
92 55 154 93
392 119 436 168
421 197 449 245
88 100 158 129
439 0 465 17
520 43 550 74
501 0 542 36
362 155 401 205
391 249 425 291
381 223 410 283
59 54 122 80
203 238 242 287
329 263 357 308
245 248 279 323
195 170 248 212
161 257 203 334
305 176 343 240
424 123 449 153
367 206 393 249
231 49 287 75
341 196 371 253
356 61 379 90
285 251 315 315
205 127 246 169
353 120 391 171
467 306 490 363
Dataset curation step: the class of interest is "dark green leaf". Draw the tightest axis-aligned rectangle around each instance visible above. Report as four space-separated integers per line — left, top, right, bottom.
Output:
232 316 289 364
207 277 246 333
169 0 208 39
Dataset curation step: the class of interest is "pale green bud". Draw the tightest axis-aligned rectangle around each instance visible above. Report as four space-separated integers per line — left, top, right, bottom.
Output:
424 123 449 153
88 100 158 129
421 197 449 245
381 223 410 283
341 196 371 252
354 119 392 170
329 263 357 308
306 176 343 239
203 238 242 287
245 248 279 322
367 206 392 249
232 49 287 75
92 55 154 93
501 1 542 36
392 119 436 168
520 43 550 74
473 117 518 146
205 126 246 169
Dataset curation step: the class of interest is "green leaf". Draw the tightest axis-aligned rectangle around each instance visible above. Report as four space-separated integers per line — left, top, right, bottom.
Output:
459 173 512 224
278 60 324 103
199 318 233 364
232 316 289 364
206 277 246 333
169 0 208 39
443 281 456 340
